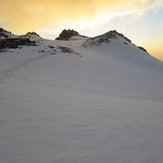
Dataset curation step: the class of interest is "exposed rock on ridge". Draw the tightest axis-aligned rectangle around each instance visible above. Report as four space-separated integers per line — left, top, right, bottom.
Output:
56 29 87 40
83 30 131 47
0 27 148 54
56 29 79 40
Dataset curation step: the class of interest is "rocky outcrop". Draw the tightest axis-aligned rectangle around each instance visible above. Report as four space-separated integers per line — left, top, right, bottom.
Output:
0 28 38 52
83 30 132 47
0 28 16 39
0 38 36 51
56 29 79 40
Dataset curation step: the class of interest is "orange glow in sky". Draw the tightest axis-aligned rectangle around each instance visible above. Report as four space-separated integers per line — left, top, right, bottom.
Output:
0 0 163 61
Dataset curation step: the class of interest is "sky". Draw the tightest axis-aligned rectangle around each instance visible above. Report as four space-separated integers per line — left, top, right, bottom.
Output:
0 0 163 61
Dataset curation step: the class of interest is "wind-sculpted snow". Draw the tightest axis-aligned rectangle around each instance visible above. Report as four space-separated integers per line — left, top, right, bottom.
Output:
0 29 163 163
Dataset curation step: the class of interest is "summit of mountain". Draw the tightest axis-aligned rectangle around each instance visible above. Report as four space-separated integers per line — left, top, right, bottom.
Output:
0 27 18 39
55 29 88 40
83 30 131 46
19 32 43 41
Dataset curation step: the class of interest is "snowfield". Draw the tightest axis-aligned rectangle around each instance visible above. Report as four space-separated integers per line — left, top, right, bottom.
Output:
0 31 163 163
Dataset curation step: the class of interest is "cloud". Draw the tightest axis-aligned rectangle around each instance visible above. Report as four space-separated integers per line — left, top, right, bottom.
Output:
0 0 162 34
140 0 163 9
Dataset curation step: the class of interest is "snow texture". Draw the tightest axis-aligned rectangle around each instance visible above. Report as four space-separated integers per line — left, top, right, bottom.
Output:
0 31 163 163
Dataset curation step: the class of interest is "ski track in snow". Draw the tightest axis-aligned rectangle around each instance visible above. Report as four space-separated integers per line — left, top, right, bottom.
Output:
14 74 161 102
0 53 49 82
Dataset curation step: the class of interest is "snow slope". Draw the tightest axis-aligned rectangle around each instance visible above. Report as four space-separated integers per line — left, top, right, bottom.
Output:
0 30 163 163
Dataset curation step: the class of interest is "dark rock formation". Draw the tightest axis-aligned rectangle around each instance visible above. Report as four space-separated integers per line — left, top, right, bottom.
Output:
0 27 12 38
83 30 132 47
0 38 36 52
138 46 148 53
25 32 40 37
56 29 79 40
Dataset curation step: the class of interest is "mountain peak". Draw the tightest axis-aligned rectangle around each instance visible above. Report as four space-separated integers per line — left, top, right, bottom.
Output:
83 30 132 47
0 27 11 34
0 27 16 39
0 27 7 33
20 32 42 41
56 29 81 40
25 32 40 37
0 27 149 55
109 30 131 43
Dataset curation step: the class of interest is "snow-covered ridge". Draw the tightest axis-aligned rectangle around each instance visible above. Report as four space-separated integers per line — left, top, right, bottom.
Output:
83 30 132 47
19 32 44 41
0 27 149 56
0 28 43 41
0 27 18 39
0 28 43 52
55 29 88 41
